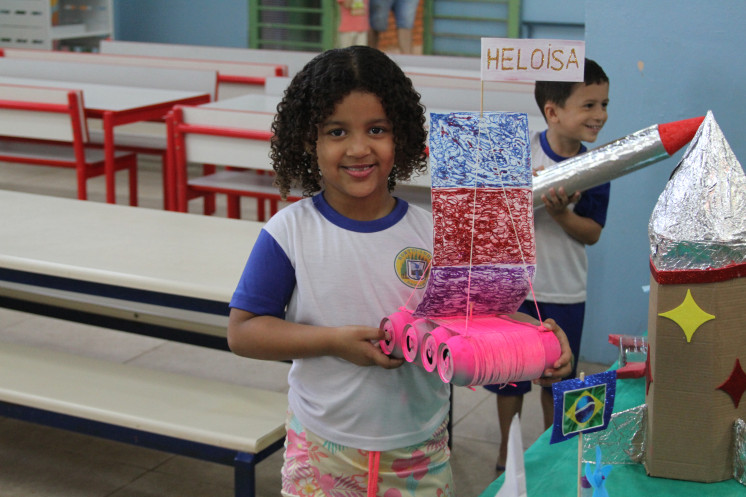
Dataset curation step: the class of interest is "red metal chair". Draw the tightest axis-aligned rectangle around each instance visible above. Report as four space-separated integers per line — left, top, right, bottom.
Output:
0 83 138 205
168 105 302 220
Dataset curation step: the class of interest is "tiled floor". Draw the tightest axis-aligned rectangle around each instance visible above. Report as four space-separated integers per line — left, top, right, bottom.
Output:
0 158 610 496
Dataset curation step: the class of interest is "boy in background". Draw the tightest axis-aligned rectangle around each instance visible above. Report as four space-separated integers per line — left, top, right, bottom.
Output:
486 59 611 473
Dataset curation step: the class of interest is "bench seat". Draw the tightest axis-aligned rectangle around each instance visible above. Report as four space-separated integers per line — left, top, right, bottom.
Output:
0 137 133 164
87 121 167 151
0 340 288 496
188 169 297 197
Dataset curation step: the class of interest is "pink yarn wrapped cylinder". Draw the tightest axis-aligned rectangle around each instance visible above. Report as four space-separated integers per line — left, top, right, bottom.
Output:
437 327 561 386
378 309 414 359
402 319 436 365
421 326 457 372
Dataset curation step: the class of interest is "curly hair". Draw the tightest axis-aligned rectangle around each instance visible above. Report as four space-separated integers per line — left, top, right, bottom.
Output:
270 46 428 199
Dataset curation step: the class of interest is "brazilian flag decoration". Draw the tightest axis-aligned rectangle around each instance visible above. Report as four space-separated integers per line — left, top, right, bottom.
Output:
550 370 617 444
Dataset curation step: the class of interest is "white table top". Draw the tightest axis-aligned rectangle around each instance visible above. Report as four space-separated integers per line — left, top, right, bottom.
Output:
0 76 210 113
0 191 263 302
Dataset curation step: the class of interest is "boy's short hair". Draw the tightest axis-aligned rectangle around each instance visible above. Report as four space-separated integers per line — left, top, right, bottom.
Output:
534 59 608 120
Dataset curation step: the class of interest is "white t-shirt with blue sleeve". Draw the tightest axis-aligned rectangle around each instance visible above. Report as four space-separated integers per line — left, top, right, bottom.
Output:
530 130 610 303
230 193 450 451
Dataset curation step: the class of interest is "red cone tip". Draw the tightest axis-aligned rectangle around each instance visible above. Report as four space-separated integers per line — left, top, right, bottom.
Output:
658 116 705 156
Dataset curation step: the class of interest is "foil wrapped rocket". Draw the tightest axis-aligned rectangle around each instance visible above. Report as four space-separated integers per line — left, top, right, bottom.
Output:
649 111 746 271
533 116 703 207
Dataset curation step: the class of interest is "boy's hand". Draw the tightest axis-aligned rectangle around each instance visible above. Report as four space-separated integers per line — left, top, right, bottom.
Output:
541 186 581 216
332 325 405 369
533 318 574 387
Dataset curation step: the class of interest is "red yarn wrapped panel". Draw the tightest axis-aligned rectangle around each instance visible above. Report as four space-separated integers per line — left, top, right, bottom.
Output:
432 187 534 267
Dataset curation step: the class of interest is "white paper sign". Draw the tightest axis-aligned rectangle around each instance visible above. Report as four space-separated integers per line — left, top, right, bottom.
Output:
481 38 585 82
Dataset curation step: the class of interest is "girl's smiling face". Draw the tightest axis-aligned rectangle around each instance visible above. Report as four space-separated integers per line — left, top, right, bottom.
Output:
315 90 396 221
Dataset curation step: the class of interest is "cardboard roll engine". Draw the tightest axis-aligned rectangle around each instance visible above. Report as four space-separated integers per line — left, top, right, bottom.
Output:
379 308 561 387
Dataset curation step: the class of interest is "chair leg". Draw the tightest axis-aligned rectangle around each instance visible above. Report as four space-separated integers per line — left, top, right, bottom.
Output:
77 165 88 201
234 452 257 497
128 156 138 207
227 195 241 219
160 153 170 210
202 164 217 215
204 195 216 216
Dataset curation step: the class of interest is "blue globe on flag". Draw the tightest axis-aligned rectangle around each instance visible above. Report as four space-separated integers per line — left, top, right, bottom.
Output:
574 394 597 424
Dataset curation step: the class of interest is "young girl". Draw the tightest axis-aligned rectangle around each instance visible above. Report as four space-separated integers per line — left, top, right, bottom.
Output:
227 46 572 497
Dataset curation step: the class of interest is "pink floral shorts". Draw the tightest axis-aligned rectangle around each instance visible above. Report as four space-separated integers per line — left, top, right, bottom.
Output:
281 410 454 497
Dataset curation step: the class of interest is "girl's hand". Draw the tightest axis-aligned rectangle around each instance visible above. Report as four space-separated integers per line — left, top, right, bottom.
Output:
533 318 574 387
332 325 405 369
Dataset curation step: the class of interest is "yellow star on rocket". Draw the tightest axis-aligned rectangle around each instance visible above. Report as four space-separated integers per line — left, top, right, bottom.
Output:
658 289 715 342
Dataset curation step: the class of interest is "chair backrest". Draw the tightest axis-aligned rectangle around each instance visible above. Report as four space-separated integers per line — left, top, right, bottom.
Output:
173 105 275 170
0 83 87 143
264 76 292 97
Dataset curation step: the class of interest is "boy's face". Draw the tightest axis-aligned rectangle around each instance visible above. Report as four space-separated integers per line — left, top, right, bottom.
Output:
546 82 609 144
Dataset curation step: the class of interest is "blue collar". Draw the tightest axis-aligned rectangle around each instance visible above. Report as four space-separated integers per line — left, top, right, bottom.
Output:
539 130 587 163
312 192 409 233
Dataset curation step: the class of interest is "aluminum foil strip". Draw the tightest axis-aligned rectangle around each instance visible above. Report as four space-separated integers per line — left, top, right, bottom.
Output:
581 404 647 465
533 125 667 207
649 111 746 271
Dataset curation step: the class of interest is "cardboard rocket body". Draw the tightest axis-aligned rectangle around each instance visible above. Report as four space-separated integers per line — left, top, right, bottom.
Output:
645 112 746 482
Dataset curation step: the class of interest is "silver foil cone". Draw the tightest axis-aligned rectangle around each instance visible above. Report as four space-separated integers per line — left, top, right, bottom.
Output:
649 111 746 271
533 124 667 207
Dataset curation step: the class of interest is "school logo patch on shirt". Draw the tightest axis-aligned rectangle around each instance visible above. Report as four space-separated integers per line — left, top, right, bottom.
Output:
394 247 432 288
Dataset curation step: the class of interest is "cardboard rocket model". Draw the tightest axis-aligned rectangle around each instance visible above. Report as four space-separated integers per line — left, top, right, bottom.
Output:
645 111 746 482
533 116 704 207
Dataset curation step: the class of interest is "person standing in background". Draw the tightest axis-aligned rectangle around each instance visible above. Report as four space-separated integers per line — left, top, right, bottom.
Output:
485 59 611 475
336 0 369 48
368 0 419 54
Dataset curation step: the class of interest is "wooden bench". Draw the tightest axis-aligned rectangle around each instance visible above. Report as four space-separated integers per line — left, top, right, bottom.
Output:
0 57 218 95
0 190 288 496
0 83 138 204
99 40 484 76
0 340 288 497
100 39 317 78
1 47 288 99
